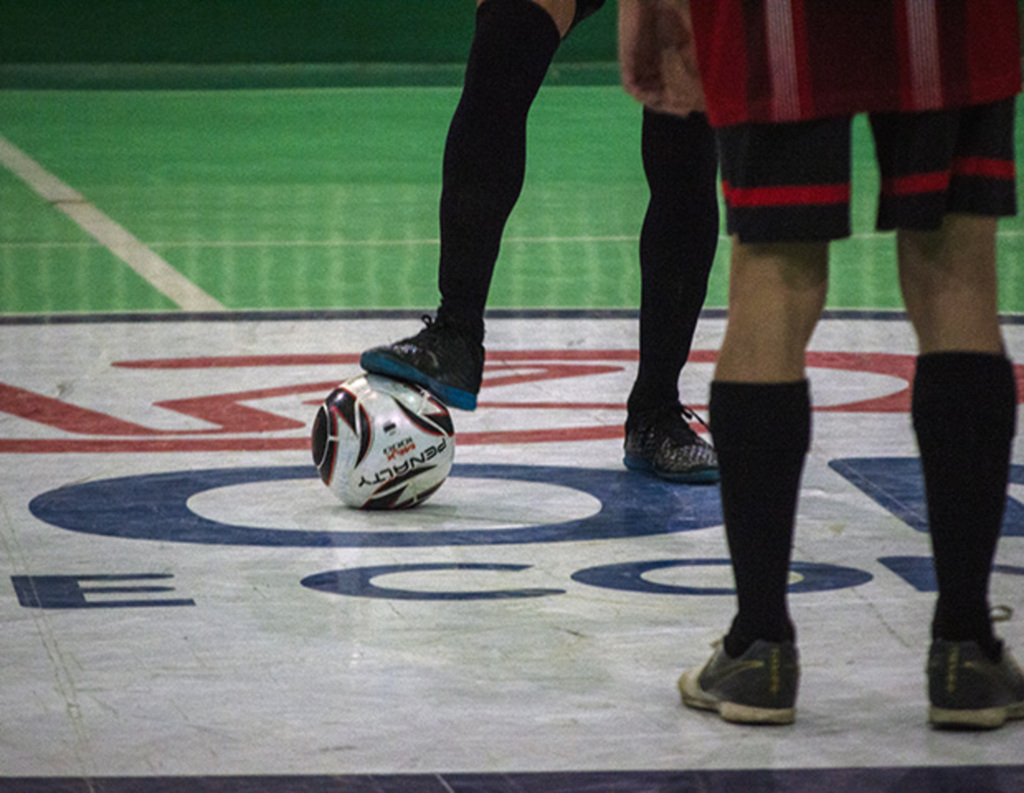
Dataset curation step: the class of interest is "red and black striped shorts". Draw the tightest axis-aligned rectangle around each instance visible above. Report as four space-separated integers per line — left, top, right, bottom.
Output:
717 98 1017 243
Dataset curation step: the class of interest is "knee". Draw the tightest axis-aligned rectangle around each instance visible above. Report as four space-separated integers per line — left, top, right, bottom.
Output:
479 0 575 36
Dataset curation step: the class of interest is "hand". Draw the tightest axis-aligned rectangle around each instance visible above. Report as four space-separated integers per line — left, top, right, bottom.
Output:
618 0 704 116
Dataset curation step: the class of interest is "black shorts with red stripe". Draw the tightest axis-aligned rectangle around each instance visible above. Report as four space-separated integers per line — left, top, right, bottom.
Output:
717 98 1017 244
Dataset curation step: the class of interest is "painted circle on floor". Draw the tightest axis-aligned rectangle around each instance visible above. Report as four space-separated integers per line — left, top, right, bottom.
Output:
28 463 724 547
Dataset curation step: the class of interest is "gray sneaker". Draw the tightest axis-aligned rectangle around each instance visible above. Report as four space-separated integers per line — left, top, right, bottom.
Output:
928 640 1024 729
624 404 719 484
678 639 799 725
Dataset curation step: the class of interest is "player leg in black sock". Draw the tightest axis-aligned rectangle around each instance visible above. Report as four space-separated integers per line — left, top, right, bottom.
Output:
676 379 808 723
709 380 811 657
436 0 563 344
913 351 1017 660
360 0 565 409
622 109 720 482
627 108 719 415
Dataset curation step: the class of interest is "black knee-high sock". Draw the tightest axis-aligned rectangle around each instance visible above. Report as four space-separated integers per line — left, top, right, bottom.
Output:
436 0 561 343
912 352 1017 658
710 381 811 657
627 110 719 416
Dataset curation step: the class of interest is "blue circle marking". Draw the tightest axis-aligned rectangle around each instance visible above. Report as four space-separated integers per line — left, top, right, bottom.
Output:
571 558 873 595
29 464 723 548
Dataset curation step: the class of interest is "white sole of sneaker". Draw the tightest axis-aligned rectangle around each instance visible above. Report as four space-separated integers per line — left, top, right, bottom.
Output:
929 702 1024 730
678 670 796 725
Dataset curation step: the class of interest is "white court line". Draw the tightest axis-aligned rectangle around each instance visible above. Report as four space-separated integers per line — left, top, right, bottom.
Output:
0 236 637 250
0 134 224 311
7 230 1024 252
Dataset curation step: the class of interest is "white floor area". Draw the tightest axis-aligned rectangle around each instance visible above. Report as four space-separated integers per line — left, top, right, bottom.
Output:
1 315 1022 782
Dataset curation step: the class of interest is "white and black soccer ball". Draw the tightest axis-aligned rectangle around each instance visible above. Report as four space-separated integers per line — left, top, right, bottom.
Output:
311 373 455 509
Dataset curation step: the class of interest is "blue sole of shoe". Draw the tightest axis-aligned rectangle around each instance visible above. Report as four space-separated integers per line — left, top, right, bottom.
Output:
623 456 720 485
359 352 478 411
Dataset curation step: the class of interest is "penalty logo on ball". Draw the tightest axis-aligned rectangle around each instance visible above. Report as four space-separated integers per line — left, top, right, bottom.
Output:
311 374 455 509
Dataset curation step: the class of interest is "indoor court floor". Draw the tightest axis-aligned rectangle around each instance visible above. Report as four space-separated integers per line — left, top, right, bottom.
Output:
2 80 1024 791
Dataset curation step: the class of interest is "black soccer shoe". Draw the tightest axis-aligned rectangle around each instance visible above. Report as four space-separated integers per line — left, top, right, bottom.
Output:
360 315 485 411
928 639 1024 729
624 403 719 484
679 639 799 725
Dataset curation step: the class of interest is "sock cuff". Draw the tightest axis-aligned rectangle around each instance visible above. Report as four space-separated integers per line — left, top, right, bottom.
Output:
475 0 561 55
710 380 811 452
913 352 1017 440
915 350 1014 381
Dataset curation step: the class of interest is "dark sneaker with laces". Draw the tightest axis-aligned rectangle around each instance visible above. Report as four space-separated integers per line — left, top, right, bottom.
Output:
678 639 799 725
928 640 1024 729
360 315 484 411
624 404 719 483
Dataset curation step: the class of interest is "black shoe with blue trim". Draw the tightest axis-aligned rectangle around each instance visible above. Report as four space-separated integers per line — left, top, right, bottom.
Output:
624 404 719 484
360 315 484 411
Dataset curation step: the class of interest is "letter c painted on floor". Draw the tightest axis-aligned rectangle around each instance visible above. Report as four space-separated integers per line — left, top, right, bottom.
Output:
302 563 565 600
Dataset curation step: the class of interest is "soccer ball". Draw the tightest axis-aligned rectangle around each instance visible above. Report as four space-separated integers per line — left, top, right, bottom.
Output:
311 373 455 509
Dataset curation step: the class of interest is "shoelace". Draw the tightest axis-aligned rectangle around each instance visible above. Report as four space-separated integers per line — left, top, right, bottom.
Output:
678 404 711 435
419 313 475 341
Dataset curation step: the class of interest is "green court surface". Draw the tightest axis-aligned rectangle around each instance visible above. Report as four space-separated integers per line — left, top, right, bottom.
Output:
2 85 1023 315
